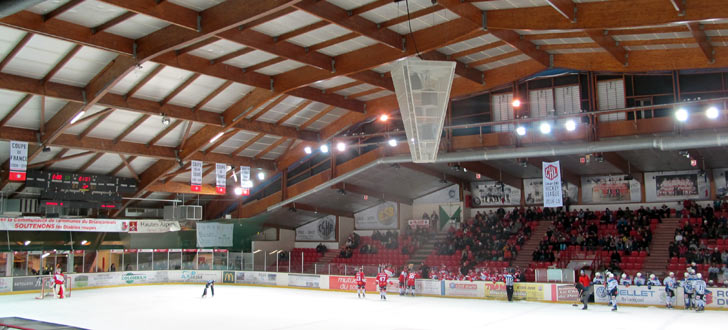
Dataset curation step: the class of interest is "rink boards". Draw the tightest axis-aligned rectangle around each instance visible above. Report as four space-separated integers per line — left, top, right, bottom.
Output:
2 271 727 310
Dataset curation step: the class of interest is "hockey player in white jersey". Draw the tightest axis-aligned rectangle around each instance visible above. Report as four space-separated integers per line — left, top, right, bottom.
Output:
646 274 661 289
607 273 619 311
682 272 695 310
633 273 646 286
619 273 632 286
663 272 677 309
694 273 709 312
592 272 605 285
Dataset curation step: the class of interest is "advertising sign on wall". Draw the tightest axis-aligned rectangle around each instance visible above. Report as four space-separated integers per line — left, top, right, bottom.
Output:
12 276 45 292
295 215 336 241
415 279 443 296
0 218 127 232
0 277 11 293
714 168 728 197
412 202 462 229
470 181 521 206
594 285 675 306
414 184 460 204
169 270 220 283
581 175 641 203
645 170 710 202
445 280 484 298
236 272 277 285
705 287 728 309
354 202 398 230
127 220 181 233
288 274 321 288
328 276 376 292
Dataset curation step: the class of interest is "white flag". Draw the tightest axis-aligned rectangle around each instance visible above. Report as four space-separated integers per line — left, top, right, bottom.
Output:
240 166 252 188
190 160 202 192
542 161 563 208
215 163 226 194
9 141 28 181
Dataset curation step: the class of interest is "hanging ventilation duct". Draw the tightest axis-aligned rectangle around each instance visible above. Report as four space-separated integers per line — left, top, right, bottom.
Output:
391 59 455 163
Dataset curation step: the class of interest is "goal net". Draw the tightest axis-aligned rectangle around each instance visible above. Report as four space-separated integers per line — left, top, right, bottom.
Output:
36 275 72 299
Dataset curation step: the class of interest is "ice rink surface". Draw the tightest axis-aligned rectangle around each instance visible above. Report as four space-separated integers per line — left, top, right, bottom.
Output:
0 285 724 330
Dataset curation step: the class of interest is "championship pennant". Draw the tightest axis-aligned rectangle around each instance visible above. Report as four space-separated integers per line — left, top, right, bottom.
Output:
215 163 227 194
9 141 28 181
542 161 563 208
240 166 252 196
190 160 202 192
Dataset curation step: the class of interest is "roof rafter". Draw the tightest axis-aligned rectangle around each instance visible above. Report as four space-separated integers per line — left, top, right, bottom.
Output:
42 44 82 83
686 22 715 63
0 33 33 71
113 114 151 144
92 12 136 35
276 21 329 43
586 30 629 66
276 100 311 125
119 154 139 181
0 94 33 128
250 95 287 121
231 133 265 156
160 73 200 105
545 0 577 22
147 119 183 146
255 137 289 159
331 182 413 205
43 0 83 21
125 64 165 98
77 152 103 173
300 105 335 130
77 108 114 140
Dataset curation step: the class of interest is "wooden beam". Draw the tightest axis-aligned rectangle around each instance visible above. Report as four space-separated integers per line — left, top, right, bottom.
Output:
308 32 358 52
347 71 394 91
325 81 362 94
488 29 551 67
113 114 150 143
147 118 182 146
351 0 390 16
300 105 335 130
346 88 384 100
210 47 255 65
147 182 221 195
0 94 32 128
450 40 506 59
42 44 82 83
255 137 288 159
205 130 237 154
109 156 136 176
78 109 114 139
97 0 197 30
287 202 354 219
193 81 233 111
119 154 139 181
238 7 297 31
232 133 265 156
331 182 413 205
245 57 286 73
380 5 442 29
0 33 32 71
179 121 193 151
460 161 521 188
276 21 329 43
68 107 113 128
421 50 483 84
250 95 287 121
43 0 83 21
92 12 136 35
175 38 219 55
294 0 403 51
160 73 200 105
466 51 522 68
125 64 165 98
545 0 576 22
77 153 103 173
586 30 629 66
28 151 94 168
276 100 312 125
687 23 715 63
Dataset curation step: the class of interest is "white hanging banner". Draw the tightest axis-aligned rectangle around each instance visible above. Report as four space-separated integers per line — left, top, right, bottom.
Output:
190 160 202 192
542 161 563 207
240 166 252 188
215 163 227 194
9 141 28 181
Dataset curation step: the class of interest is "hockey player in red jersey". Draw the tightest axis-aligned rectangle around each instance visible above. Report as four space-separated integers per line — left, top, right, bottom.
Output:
376 268 389 300
53 268 65 299
398 267 408 296
406 271 418 296
355 267 366 298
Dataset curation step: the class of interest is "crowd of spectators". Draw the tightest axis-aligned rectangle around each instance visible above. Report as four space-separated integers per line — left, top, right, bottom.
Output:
339 232 360 258
532 206 655 270
371 230 398 249
400 226 434 255
434 207 534 275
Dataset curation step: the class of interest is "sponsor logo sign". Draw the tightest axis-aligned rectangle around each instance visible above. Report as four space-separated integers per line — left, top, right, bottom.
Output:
122 272 148 284
223 271 235 284
174 270 219 283
445 280 483 297
288 274 320 288
555 284 580 302
12 276 44 291
0 218 127 232
0 277 12 293
328 276 376 292
594 285 670 306
235 272 276 285
706 287 728 309
415 279 442 296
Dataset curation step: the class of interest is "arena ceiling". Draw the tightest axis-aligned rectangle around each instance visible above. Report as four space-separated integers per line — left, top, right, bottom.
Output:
0 0 726 221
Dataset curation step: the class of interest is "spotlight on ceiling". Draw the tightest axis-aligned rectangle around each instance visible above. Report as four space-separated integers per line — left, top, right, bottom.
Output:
23 240 31 246
388 139 398 147
512 99 521 108
515 126 526 136
379 114 389 122
675 108 689 122
706 106 719 119
304 146 312 154
161 115 171 126
257 172 265 181
320 145 329 153
539 122 552 134
336 142 346 152
564 119 576 132
69 111 86 124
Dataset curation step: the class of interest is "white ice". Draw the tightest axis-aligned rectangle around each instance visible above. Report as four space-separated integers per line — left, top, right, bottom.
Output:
0 285 724 330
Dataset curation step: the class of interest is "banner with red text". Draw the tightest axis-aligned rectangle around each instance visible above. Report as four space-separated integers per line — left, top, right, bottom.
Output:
215 163 226 194
0 217 127 232
9 141 28 181
190 160 202 192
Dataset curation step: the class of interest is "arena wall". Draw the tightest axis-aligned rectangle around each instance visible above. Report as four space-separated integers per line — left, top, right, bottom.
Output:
3 271 726 310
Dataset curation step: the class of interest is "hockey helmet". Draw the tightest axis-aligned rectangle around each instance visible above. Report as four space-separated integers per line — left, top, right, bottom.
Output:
636 272 641 277
649 274 655 279
621 273 627 278
608 273 615 278
696 273 702 279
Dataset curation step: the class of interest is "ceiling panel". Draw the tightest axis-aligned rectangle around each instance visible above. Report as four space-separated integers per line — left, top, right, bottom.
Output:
83 153 124 175
200 83 255 113
49 46 117 87
105 14 170 40
167 0 225 11
131 66 196 102
255 59 306 76
287 24 350 48
6 96 68 130
27 0 72 15
109 62 163 96
86 109 143 140
252 10 321 37
188 39 246 60
167 75 227 108
2 34 73 80
472 0 549 10
54 0 127 28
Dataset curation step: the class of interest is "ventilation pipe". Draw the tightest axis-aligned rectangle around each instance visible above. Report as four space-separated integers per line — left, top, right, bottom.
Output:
268 131 728 211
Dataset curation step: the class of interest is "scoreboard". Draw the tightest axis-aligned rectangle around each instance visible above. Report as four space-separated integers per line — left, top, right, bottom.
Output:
25 170 138 207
